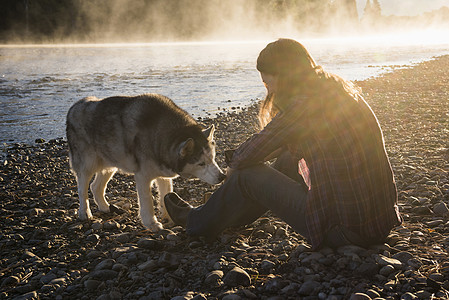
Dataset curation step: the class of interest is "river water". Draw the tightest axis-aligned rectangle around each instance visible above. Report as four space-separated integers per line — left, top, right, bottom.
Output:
1 35 449 144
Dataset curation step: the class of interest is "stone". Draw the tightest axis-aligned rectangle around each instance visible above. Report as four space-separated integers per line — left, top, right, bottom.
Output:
379 265 395 277
298 280 321 296
204 270 224 287
103 220 120 230
300 252 324 264
426 277 441 291
407 258 423 269
158 252 180 267
96 294 110 300
260 259 276 271
95 258 115 270
429 273 444 282
374 254 403 269
40 273 57 284
400 292 418 300
294 243 312 254
89 269 118 280
112 263 128 272
91 222 103 230
433 202 449 217
84 279 102 291
137 237 162 250
21 251 41 261
13 291 38 300
392 251 414 263
138 260 158 271
426 219 444 227
355 263 379 277
86 250 103 260
415 290 432 299
223 267 251 287
191 294 208 300
222 294 242 300
1 275 20 287
365 289 380 298
111 233 131 243
49 277 66 285
337 245 366 256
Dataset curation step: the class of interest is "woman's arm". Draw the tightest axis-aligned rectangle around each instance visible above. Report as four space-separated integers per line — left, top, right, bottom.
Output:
228 102 307 169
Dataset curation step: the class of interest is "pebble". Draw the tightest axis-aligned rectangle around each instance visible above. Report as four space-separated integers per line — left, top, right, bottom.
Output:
95 259 115 270
381 265 397 278
400 292 418 300
137 237 162 250
374 254 403 269
298 280 321 296
12 291 38 300
89 269 118 280
84 279 102 292
40 273 57 284
204 270 224 287
392 251 414 263
2 275 20 287
103 220 120 230
432 202 449 217
223 267 251 287
349 293 371 300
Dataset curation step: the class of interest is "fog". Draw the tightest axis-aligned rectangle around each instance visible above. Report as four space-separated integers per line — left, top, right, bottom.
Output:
1 0 448 44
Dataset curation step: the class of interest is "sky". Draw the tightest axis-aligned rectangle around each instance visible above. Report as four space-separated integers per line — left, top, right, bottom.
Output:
356 0 449 16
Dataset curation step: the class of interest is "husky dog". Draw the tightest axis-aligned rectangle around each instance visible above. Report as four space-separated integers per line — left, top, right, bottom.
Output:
66 94 226 231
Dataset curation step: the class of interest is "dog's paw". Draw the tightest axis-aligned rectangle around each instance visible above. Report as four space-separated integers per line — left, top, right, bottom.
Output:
142 218 164 232
97 203 111 213
146 222 164 232
78 209 93 220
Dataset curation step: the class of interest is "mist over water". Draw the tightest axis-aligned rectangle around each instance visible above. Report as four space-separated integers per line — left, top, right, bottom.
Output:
1 35 449 145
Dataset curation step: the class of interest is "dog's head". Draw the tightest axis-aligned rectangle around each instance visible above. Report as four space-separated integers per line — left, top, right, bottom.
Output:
177 124 226 184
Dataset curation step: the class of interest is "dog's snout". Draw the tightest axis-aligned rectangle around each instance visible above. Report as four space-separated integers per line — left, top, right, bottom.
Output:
218 171 226 183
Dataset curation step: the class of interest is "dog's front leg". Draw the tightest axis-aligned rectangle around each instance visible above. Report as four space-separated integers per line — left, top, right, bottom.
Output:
134 173 163 231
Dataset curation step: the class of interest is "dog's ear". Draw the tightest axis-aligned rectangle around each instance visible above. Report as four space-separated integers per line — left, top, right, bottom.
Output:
179 138 195 158
202 125 215 141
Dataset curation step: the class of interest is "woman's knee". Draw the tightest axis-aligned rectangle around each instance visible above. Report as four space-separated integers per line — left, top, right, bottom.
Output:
229 165 268 186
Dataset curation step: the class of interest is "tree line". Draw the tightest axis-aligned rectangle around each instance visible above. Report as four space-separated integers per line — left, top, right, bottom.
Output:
0 0 447 44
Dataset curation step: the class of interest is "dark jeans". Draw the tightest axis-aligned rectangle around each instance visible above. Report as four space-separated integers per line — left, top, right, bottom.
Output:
187 152 309 238
186 153 371 248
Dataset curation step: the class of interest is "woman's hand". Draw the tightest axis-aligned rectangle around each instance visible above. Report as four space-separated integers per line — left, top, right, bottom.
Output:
264 148 283 161
225 149 235 164
224 167 235 181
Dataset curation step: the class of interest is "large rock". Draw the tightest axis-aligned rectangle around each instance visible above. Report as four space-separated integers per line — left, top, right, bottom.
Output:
223 267 251 287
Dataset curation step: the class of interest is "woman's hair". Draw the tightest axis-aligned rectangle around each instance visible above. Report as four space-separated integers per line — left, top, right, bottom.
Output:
256 38 361 127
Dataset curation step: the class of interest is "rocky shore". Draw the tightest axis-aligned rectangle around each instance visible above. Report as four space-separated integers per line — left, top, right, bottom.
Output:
1 55 449 300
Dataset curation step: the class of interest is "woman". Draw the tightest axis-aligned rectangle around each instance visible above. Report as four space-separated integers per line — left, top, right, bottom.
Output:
164 38 401 250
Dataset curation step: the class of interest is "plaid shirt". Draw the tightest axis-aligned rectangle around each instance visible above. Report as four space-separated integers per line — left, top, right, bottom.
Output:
229 93 401 249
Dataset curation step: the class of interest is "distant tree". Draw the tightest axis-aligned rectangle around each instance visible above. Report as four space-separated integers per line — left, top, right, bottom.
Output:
364 0 381 19
371 0 382 18
362 0 382 30
328 0 359 33
363 0 372 19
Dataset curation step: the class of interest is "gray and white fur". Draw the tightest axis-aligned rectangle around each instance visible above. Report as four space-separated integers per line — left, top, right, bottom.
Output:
66 93 225 231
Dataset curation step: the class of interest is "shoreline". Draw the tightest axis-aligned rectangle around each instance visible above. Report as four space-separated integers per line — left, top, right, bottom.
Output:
1 55 449 299
0 55 436 148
